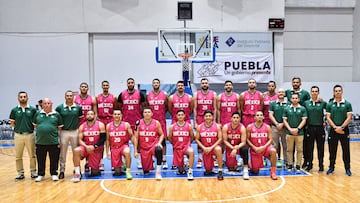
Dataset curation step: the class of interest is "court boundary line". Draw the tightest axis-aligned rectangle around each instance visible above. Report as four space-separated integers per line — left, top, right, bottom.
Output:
100 176 286 202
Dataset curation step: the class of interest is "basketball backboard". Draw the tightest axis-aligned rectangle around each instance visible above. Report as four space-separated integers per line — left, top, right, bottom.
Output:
156 28 215 63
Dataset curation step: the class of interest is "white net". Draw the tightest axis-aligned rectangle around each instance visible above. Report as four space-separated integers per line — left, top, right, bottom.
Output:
182 59 192 71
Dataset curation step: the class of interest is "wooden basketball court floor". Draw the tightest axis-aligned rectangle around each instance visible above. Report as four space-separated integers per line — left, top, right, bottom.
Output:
0 138 359 203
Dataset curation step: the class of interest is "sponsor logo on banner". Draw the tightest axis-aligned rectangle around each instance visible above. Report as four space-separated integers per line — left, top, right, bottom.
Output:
194 53 274 83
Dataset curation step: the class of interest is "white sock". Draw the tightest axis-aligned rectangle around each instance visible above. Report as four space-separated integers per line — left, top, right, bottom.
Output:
126 168 130 172
188 168 193 173
156 165 161 172
218 168 223 172
244 166 249 172
75 166 80 174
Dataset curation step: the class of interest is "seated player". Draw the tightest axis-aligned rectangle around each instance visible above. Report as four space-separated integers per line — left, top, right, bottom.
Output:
195 110 224 180
168 110 195 180
72 110 106 182
105 110 137 180
246 111 277 180
222 111 250 180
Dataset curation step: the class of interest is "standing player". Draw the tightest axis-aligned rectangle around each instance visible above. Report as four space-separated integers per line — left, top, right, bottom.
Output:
72 110 106 182
168 80 193 124
222 112 249 179
283 93 307 173
96 80 117 126
146 78 169 169
239 78 263 127
10 91 38 180
326 84 352 176
269 88 290 167
55 90 83 179
74 82 97 125
195 110 224 180
303 86 327 172
263 81 278 125
135 107 164 180
217 80 240 126
105 110 137 179
117 78 146 168
285 77 310 106
193 78 217 168
246 111 277 180
168 110 195 180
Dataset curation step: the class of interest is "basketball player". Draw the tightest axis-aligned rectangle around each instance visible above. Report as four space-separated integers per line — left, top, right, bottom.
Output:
195 110 224 180
269 88 290 167
193 78 217 168
117 77 146 168
239 78 263 127
168 110 195 180
146 78 169 169
216 80 240 126
106 110 137 179
72 110 106 182
74 82 97 126
222 112 249 179
246 111 277 180
55 90 83 179
283 93 307 173
96 80 117 126
168 80 193 124
135 107 164 180
263 81 278 125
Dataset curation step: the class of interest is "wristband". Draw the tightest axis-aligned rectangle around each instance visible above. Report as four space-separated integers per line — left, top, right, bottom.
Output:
297 128 301 131
94 144 98 149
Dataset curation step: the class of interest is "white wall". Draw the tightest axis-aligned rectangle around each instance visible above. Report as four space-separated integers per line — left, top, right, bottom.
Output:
0 0 284 32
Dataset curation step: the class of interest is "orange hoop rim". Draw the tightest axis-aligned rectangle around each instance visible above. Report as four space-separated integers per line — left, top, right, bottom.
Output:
178 53 194 61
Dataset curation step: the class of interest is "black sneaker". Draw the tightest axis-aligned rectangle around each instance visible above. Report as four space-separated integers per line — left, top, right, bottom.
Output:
319 166 324 172
305 166 313 172
301 162 308 169
31 173 38 179
345 169 352 176
143 170 150 175
15 174 25 180
113 171 125 176
58 172 65 179
326 168 334 175
217 171 224 180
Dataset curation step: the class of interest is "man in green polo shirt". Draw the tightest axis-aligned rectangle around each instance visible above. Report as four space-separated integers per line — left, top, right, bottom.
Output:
55 90 83 179
283 93 307 173
10 91 38 180
269 88 290 167
33 98 63 182
285 77 310 106
326 84 352 176
303 86 327 172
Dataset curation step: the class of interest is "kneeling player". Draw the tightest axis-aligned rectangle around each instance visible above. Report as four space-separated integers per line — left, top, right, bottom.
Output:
222 112 250 179
195 110 224 180
135 107 164 180
246 111 277 180
106 110 137 179
168 110 195 180
72 110 106 183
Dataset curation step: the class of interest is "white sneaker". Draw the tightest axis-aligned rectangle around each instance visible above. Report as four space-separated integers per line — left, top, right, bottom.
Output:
187 171 194 180
214 160 218 167
35 176 44 182
137 159 142 169
71 173 81 183
52 175 59 181
155 171 162 180
162 161 168 169
243 171 250 180
237 158 243 167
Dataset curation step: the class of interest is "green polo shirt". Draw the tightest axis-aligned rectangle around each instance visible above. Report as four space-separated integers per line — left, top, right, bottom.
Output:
9 105 37 133
33 110 63 145
304 100 327 126
326 99 352 126
283 104 307 135
55 103 83 130
285 89 310 106
269 100 290 123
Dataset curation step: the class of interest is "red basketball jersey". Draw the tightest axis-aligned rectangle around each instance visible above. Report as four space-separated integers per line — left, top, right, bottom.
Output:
137 119 159 150
107 121 130 148
219 92 239 126
263 92 278 125
121 90 142 127
242 90 262 116
195 90 215 124
199 122 219 147
171 122 192 150
147 90 167 122
81 121 101 146
224 122 243 149
171 93 192 123
249 123 269 147
74 95 94 125
97 93 115 118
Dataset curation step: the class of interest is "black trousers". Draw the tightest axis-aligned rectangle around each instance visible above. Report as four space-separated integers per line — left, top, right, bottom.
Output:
328 128 351 170
240 146 249 164
36 144 60 176
305 125 325 167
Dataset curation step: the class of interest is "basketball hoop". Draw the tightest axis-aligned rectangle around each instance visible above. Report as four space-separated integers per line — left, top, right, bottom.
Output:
178 52 193 71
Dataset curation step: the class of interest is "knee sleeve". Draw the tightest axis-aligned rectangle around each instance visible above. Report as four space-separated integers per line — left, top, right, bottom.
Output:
240 146 249 164
155 146 163 165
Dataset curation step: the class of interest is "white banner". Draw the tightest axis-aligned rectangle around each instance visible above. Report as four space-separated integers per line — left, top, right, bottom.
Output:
193 53 274 83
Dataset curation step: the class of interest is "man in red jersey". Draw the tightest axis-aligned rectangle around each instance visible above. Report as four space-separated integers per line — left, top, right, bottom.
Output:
74 82 97 126
106 110 137 179
168 110 195 180
146 78 169 169
247 111 277 180
72 110 106 182
239 78 263 127
216 80 240 126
